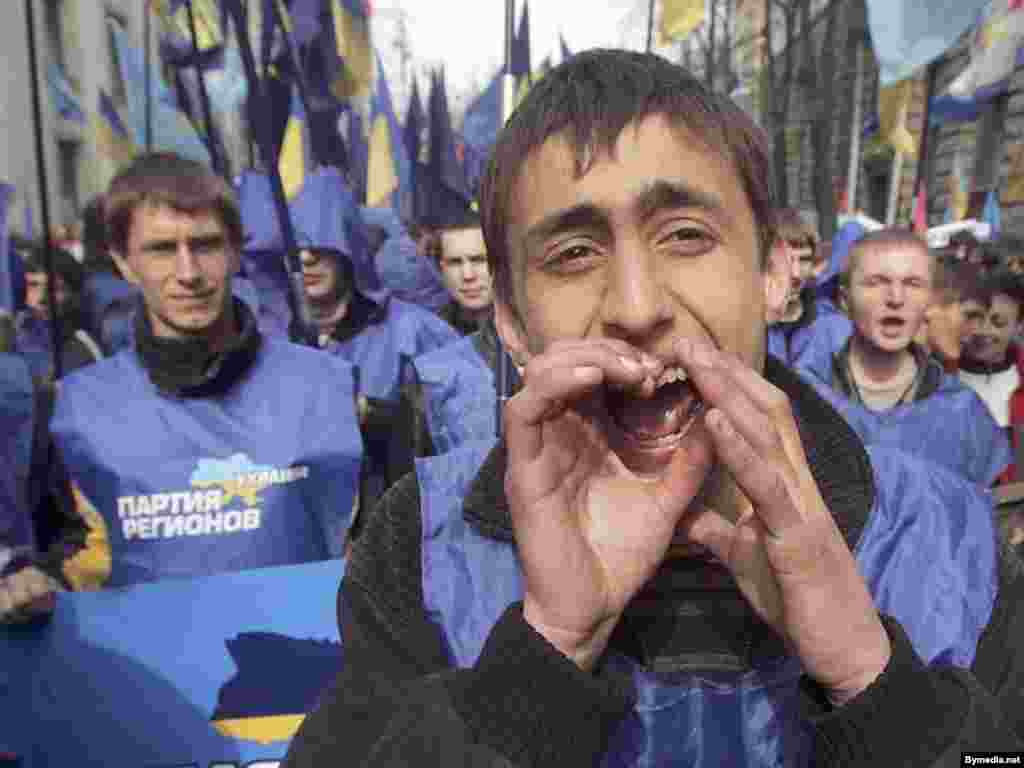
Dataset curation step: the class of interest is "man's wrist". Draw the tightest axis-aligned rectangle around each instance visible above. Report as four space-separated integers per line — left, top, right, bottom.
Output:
521 601 617 671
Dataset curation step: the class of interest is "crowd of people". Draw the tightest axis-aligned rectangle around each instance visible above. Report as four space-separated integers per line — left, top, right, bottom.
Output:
3 49 1024 764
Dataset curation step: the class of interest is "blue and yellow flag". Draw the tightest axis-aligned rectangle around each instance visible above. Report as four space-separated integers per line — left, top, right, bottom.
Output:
93 90 137 167
0 183 21 315
47 62 86 126
108 17 211 164
329 0 374 104
366 52 408 209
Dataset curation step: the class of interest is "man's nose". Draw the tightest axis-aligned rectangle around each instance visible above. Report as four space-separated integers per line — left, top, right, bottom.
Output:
174 244 202 283
600 243 672 340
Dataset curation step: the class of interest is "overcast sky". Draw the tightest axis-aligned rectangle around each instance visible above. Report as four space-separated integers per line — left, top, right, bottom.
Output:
380 0 644 98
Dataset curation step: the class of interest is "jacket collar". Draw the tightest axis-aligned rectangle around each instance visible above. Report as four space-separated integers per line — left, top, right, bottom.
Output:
460 356 876 672
831 339 945 404
960 345 1019 376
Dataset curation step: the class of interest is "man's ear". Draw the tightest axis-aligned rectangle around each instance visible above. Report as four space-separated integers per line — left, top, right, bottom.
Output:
763 241 790 324
110 251 139 286
494 298 529 371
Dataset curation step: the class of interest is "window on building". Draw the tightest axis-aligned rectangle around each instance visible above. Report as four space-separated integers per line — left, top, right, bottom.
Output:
974 94 1009 203
58 139 80 225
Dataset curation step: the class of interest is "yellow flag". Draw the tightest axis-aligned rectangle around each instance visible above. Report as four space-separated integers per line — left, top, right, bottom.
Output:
659 0 705 46
366 114 398 207
331 0 374 103
878 78 917 157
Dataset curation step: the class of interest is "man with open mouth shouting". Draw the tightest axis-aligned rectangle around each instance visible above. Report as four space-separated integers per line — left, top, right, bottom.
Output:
286 51 1024 768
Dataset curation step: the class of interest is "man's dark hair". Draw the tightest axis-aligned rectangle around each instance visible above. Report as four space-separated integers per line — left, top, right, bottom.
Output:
932 255 987 307
81 195 117 274
21 246 84 294
984 269 1024 315
104 152 242 255
479 49 775 313
437 209 484 264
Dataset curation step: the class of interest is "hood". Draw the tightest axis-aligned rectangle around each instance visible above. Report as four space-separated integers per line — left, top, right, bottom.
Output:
237 170 284 253
359 206 404 239
289 168 386 303
375 233 450 312
816 220 866 302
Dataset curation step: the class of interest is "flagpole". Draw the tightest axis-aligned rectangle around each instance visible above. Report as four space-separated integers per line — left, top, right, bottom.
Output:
496 0 517 437
910 62 939 224
885 91 908 226
844 39 864 216
185 0 225 176
646 0 656 53
144 1 153 151
24 0 62 379
222 0 316 346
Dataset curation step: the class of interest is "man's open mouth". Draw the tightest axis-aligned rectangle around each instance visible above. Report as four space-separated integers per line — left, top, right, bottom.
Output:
604 366 705 450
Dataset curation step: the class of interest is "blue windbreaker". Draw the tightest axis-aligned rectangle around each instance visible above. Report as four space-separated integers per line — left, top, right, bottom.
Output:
414 436 998 767
51 337 363 587
413 333 496 454
802 366 1011 486
290 169 459 401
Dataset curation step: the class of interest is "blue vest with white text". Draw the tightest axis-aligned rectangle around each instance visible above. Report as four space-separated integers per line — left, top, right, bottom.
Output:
413 334 496 454
416 438 998 767
52 338 363 587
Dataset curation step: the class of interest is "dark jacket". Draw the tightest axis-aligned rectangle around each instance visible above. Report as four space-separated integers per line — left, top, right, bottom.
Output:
284 358 1024 768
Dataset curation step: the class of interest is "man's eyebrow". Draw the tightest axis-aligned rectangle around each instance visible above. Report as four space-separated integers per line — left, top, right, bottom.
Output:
633 180 728 223
523 204 611 249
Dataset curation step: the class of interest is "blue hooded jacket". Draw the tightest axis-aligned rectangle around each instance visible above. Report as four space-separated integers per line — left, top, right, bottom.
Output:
290 169 459 402
80 272 139 355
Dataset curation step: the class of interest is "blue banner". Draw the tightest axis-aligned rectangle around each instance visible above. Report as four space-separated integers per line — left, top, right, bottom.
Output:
0 560 344 767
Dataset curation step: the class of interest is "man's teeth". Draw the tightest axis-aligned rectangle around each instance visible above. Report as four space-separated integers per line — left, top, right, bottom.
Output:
654 366 688 389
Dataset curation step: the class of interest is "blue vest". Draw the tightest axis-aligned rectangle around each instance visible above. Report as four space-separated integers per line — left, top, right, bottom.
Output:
413 334 496 454
805 371 1011 486
329 297 459 402
51 338 363 587
0 353 36 556
416 438 998 767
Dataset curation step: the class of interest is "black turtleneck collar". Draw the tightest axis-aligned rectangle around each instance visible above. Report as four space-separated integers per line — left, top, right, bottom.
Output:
960 346 1017 376
439 301 484 337
134 296 263 398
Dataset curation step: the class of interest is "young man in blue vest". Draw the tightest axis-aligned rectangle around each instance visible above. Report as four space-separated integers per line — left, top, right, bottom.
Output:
51 153 363 588
799 229 1010 487
286 51 1024 767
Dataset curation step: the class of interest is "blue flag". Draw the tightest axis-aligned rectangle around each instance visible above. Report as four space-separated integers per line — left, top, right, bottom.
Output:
427 70 470 204
865 0 990 85
366 51 410 210
511 1 532 78
560 33 572 63
403 78 424 221
108 17 211 164
461 72 502 182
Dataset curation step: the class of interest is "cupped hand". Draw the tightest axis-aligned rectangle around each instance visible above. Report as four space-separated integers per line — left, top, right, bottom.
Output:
674 338 891 706
503 338 714 669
